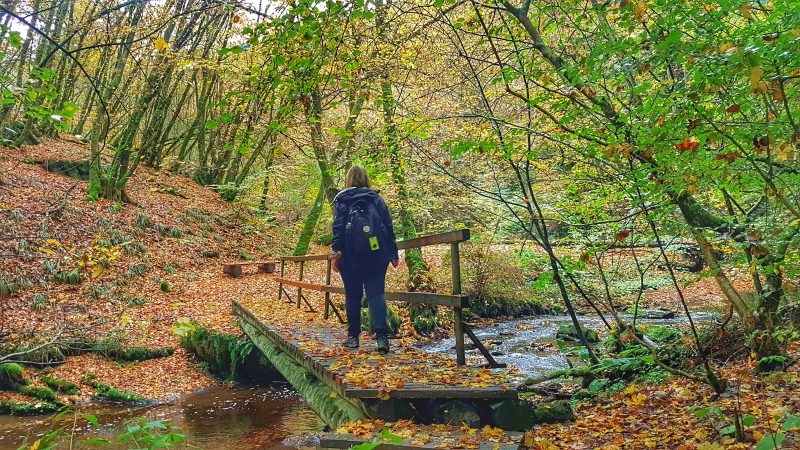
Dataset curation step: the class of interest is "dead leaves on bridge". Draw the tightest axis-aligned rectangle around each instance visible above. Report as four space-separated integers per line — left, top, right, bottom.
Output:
238 292 520 395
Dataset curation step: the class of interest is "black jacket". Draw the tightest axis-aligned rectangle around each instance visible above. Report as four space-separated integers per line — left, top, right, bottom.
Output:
332 187 399 267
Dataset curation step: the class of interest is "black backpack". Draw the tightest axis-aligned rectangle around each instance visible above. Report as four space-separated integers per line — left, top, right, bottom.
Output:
344 197 386 257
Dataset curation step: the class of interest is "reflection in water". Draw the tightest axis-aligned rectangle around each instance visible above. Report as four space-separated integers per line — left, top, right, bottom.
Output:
0 384 324 450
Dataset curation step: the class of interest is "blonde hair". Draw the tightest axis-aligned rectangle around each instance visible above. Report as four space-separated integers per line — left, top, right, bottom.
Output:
346 165 371 189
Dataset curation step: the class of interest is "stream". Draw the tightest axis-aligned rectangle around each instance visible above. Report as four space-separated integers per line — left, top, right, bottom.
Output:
0 312 716 449
0 384 324 450
422 312 718 379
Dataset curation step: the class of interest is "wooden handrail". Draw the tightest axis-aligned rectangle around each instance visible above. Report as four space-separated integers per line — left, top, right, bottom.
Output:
274 277 470 308
396 229 470 250
278 229 471 263
272 228 502 368
280 253 336 262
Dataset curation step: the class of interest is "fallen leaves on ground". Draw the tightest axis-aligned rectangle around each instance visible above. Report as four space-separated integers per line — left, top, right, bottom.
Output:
336 419 519 449
521 348 800 449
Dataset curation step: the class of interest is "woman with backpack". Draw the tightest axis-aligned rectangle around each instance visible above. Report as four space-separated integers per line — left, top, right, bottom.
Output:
331 165 399 354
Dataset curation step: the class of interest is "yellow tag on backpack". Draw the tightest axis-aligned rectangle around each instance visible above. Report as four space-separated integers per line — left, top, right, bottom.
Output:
369 236 380 251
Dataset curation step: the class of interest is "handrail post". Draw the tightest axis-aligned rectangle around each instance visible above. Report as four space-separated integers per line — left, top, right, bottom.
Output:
451 241 465 366
278 259 285 300
324 259 332 320
297 260 304 309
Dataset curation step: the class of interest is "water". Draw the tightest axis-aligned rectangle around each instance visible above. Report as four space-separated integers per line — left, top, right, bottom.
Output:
0 384 324 450
423 312 718 379
0 313 716 448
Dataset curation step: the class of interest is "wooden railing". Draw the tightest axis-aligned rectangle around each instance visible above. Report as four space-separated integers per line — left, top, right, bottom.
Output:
275 229 504 368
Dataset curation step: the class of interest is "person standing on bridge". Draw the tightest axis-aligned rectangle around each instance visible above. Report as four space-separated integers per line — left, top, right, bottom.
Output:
331 165 399 354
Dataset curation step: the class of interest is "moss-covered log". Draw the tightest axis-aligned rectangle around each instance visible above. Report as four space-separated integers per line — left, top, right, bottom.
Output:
0 399 60 416
240 320 366 429
20 385 59 403
0 363 27 390
40 375 79 395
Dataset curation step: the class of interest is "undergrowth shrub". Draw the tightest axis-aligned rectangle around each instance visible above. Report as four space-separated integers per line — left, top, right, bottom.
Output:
459 244 552 318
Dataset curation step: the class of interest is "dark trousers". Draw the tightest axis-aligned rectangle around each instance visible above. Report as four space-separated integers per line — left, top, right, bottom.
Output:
340 263 388 339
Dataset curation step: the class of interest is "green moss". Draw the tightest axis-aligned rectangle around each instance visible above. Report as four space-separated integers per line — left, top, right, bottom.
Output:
0 363 27 390
532 400 575 423
641 325 682 343
160 280 171 292
95 384 144 403
40 375 79 395
180 326 279 382
0 399 60 415
81 376 144 403
20 385 58 403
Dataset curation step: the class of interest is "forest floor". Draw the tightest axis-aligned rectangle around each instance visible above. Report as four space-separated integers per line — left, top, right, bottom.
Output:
2 140 797 449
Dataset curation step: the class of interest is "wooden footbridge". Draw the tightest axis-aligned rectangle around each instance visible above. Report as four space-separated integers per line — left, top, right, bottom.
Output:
231 229 541 433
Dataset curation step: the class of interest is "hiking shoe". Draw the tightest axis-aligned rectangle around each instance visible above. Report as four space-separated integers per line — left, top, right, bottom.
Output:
342 336 359 349
376 336 389 354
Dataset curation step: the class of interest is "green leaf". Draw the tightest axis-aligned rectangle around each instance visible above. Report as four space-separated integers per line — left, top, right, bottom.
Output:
755 434 785 450
84 414 100 427
719 424 736 436
83 438 112 445
741 414 757 427
205 120 219 129
380 429 404 444
8 32 22 49
782 413 800 431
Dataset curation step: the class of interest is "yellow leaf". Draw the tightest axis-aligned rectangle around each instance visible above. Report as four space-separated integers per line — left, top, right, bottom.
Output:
750 66 767 93
776 142 793 161
154 37 169 51
120 313 132 327
92 264 106 279
634 0 647 21
329 391 337 398
697 443 725 450
739 3 753 19
30 439 42 450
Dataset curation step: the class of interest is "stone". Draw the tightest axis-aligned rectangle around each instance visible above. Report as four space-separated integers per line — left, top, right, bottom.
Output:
639 309 676 320
556 324 599 343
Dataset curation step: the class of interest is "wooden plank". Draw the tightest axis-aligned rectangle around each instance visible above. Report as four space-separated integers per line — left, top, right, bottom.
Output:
223 260 276 267
273 277 469 308
395 229 470 250
258 262 276 273
222 264 243 277
464 323 506 369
